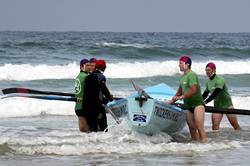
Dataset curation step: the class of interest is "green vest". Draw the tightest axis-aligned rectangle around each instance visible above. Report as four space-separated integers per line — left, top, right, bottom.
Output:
180 70 203 109
206 75 232 108
74 71 88 110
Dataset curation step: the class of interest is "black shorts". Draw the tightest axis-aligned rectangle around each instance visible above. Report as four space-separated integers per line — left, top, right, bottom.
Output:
188 107 195 113
75 109 88 117
187 105 204 113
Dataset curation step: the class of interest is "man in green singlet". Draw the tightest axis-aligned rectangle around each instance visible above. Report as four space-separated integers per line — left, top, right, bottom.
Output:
202 62 241 130
74 59 91 132
169 56 207 143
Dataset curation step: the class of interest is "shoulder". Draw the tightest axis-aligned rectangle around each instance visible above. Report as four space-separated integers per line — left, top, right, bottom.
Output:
76 72 87 79
215 75 225 83
188 70 198 79
189 70 197 76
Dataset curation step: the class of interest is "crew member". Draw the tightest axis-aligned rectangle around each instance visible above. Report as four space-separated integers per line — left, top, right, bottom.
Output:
203 62 241 130
83 59 113 131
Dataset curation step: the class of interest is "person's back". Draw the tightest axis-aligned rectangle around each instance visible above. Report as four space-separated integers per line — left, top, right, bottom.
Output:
82 71 100 131
82 60 113 131
84 71 101 105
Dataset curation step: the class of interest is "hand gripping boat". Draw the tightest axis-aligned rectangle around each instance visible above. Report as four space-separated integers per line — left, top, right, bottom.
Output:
107 83 186 135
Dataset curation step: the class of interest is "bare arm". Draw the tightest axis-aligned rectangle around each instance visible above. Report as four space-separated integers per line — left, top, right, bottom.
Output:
169 86 183 103
171 84 197 103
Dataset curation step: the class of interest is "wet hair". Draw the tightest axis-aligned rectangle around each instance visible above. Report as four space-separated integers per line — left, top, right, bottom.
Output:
89 58 97 63
80 59 89 66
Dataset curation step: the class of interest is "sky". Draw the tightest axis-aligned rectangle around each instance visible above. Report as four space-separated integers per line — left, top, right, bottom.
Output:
0 0 250 33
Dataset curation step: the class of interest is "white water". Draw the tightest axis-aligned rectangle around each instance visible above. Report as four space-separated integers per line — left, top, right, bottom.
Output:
1 60 250 81
0 118 242 156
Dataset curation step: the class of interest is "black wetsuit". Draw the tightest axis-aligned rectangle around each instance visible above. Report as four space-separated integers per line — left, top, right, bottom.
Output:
82 70 113 131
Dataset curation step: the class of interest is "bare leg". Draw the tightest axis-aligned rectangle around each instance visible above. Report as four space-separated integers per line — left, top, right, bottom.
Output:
227 115 241 130
212 113 223 130
226 106 241 130
194 105 207 143
186 110 199 141
78 116 90 132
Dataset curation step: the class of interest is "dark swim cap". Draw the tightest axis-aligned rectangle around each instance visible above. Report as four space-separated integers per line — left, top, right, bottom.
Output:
179 55 192 66
206 62 216 70
89 58 97 63
80 59 89 66
95 60 106 71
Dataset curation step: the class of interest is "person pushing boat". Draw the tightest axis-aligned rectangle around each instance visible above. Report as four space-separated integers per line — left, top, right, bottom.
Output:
202 62 241 130
169 56 207 143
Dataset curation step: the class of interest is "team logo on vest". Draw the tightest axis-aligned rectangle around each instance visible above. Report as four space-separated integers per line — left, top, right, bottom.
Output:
75 78 81 94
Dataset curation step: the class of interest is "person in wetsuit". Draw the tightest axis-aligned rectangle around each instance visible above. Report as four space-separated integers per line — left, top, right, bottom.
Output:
202 62 241 130
82 59 113 132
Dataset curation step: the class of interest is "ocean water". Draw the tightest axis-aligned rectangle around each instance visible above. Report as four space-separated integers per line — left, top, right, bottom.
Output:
1 31 250 165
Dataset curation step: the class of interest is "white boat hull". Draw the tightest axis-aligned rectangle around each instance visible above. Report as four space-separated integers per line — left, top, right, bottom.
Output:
108 83 186 135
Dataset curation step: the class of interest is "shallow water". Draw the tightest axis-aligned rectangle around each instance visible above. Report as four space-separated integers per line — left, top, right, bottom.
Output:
0 115 250 165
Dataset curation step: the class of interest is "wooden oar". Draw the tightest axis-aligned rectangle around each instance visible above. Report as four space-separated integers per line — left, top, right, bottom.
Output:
205 105 250 115
1 87 123 100
2 87 75 97
173 103 250 115
1 93 77 102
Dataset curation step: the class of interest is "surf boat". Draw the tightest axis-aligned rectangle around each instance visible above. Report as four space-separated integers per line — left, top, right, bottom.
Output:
108 83 186 135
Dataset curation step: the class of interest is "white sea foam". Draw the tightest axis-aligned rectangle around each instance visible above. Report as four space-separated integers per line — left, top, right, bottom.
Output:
1 60 250 81
0 98 74 118
0 63 79 81
0 123 242 155
96 42 158 48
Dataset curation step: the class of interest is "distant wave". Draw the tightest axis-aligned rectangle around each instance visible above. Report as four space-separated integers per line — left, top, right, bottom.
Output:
96 42 159 49
0 98 74 118
1 60 250 81
0 63 78 81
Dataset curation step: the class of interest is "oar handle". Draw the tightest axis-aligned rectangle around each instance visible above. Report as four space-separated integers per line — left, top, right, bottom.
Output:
171 103 250 115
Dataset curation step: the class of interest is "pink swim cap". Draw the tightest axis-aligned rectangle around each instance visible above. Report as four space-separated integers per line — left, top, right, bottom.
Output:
179 55 192 66
206 62 216 70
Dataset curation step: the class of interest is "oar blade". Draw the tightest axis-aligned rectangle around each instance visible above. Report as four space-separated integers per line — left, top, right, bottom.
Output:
2 87 75 97
1 93 77 102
